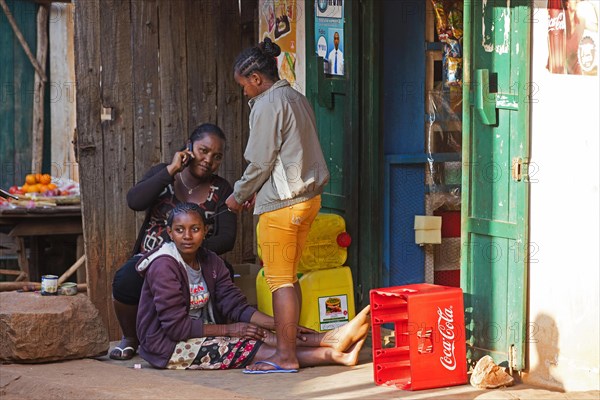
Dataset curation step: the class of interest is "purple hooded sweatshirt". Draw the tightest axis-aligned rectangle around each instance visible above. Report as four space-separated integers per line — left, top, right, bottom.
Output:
135 242 256 368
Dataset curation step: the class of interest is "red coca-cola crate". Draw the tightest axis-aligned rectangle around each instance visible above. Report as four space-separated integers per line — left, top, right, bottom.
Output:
370 283 467 390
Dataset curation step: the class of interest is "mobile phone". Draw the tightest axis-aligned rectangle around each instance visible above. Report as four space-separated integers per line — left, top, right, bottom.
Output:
183 141 193 167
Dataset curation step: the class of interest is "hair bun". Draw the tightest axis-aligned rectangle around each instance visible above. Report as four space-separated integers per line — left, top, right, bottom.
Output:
260 38 281 58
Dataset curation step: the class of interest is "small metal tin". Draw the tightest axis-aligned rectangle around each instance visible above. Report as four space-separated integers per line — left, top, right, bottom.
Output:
59 282 77 296
41 275 58 295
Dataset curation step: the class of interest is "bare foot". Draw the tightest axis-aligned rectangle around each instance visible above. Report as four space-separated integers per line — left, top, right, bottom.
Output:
322 305 371 352
340 334 368 366
245 354 300 372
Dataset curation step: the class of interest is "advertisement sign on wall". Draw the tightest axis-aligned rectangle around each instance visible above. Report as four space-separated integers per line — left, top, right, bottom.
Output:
259 0 298 85
547 0 598 75
315 0 345 76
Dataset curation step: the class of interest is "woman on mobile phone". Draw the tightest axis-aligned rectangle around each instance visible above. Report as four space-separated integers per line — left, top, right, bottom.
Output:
110 123 236 361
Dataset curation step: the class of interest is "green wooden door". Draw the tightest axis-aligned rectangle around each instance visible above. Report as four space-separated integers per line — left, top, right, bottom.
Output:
305 0 357 216
461 0 531 370
306 1 380 306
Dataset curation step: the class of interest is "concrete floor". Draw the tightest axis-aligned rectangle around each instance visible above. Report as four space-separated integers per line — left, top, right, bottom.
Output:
1 342 598 400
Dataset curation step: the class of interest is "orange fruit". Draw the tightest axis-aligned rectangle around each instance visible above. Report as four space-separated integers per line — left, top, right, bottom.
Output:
40 174 52 185
25 174 36 185
48 183 57 190
21 183 30 192
39 184 49 193
35 173 42 183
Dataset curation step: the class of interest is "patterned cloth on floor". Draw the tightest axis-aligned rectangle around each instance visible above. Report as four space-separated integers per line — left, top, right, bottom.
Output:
167 336 262 370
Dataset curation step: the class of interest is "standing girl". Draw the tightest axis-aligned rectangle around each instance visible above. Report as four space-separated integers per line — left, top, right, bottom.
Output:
226 38 330 373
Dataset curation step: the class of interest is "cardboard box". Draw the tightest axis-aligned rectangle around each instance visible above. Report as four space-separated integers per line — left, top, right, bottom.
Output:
232 263 261 306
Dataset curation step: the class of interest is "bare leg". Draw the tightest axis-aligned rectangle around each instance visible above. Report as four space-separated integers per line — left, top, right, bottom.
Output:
109 300 139 360
261 305 371 353
294 281 302 315
320 305 371 351
253 332 367 367
246 286 300 371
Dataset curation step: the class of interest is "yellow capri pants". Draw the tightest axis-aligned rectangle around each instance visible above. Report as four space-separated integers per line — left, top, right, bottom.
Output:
258 195 321 292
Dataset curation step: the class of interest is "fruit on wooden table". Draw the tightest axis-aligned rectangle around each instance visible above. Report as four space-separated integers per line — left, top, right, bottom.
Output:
16 174 65 195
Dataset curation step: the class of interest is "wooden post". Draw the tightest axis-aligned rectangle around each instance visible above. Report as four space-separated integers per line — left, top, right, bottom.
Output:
31 5 49 174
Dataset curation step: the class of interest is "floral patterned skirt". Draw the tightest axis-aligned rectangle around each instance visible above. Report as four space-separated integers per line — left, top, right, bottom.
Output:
167 336 262 370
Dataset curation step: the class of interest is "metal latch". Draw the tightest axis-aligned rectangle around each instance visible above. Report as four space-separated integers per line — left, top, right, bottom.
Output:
512 157 529 182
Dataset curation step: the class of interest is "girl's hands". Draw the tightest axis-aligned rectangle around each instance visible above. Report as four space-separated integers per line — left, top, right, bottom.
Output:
242 193 256 210
166 148 195 176
226 322 268 341
225 193 256 213
225 194 242 213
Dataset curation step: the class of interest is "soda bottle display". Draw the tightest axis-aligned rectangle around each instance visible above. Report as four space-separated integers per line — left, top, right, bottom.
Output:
547 0 567 74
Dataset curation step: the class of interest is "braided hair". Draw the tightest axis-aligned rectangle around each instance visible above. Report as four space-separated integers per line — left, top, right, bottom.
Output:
166 202 208 228
233 38 281 81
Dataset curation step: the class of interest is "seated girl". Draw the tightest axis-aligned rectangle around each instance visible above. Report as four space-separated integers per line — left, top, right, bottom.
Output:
136 202 370 372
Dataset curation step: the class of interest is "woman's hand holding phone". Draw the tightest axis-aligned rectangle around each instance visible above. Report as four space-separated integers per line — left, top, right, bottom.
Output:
166 142 195 176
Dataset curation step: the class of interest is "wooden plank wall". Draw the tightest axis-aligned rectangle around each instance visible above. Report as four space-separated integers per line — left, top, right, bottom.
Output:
73 0 258 340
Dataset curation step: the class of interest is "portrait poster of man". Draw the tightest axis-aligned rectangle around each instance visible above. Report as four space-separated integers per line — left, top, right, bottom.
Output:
327 30 344 75
315 0 345 76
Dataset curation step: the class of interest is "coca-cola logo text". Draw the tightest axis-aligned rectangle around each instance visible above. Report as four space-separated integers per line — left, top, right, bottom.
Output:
437 306 457 371
548 11 566 32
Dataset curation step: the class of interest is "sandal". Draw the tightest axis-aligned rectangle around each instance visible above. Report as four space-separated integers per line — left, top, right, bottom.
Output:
109 343 137 360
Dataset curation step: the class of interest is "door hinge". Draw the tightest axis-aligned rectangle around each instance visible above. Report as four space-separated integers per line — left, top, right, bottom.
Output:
509 344 518 375
511 157 529 182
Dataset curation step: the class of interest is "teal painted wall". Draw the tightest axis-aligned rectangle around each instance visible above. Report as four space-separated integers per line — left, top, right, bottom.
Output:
0 0 51 189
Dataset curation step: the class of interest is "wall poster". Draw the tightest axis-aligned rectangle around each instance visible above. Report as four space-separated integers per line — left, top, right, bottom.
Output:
315 0 345 76
547 0 598 75
259 0 298 85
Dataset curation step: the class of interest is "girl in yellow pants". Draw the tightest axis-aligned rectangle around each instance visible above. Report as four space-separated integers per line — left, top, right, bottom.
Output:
226 38 330 373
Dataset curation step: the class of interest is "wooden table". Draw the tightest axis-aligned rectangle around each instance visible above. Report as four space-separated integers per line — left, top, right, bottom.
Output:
0 205 84 282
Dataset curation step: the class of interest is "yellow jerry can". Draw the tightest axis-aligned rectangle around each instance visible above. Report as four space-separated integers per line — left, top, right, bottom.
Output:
256 266 356 332
257 213 351 273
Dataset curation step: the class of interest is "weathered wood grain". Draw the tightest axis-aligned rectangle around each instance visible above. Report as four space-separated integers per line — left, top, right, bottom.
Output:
240 0 259 262
216 0 241 264
73 0 105 328
31 5 48 174
158 0 188 159
131 0 162 231
186 0 217 128
98 0 136 340
74 0 259 340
